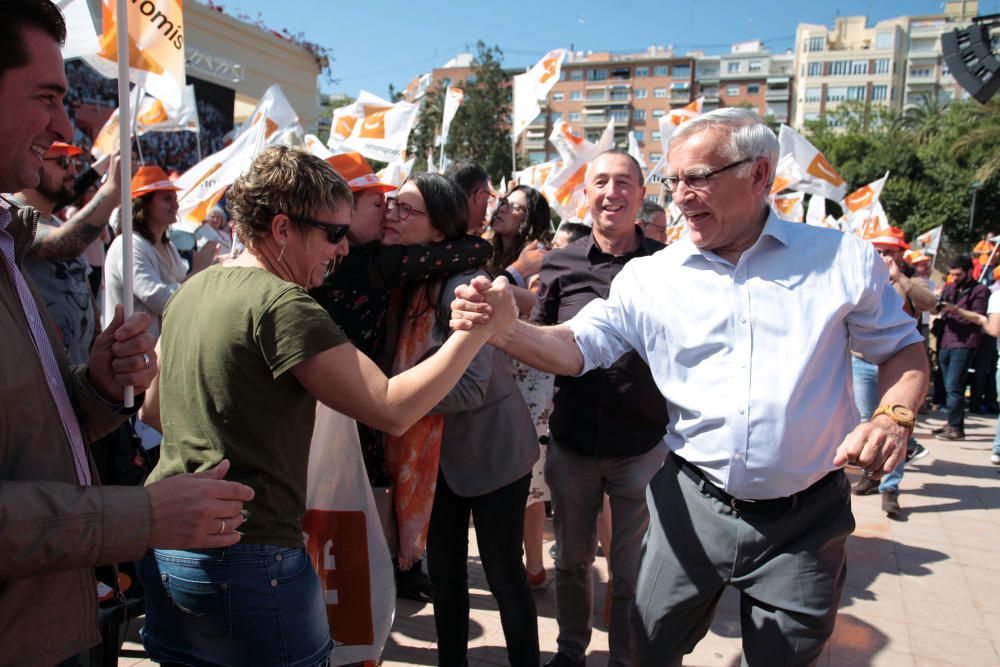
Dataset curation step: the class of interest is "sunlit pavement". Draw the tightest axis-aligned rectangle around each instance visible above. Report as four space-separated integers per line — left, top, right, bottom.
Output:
118 409 1000 666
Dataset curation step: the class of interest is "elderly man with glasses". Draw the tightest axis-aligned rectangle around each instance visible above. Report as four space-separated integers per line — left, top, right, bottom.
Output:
635 200 667 244
450 108 929 665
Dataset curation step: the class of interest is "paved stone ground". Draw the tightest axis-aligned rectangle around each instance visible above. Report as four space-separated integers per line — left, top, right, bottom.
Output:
119 408 1000 666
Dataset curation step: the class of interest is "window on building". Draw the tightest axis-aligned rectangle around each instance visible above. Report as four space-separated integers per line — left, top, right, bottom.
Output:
827 86 847 102
700 66 718 76
726 84 740 96
808 36 824 52
635 88 647 99
847 86 866 101
635 66 649 77
652 109 666 118
649 152 662 162
701 86 719 97
829 60 849 76
586 89 606 100
610 109 629 122
910 67 932 78
807 62 823 76
804 111 820 121
654 88 667 98
871 85 888 101
528 151 546 163
551 112 563 123
552 92 565 102
673 64 691 78
875 31 894 50
634 131 644 142
569 111 581 121
874 59 890 74
654 65 668 76
610 89 630 101
570 70 583 81
588 68 608 81
805 87 821 103
651 131 662 141
570 90 582 101
747 84 760 94
942 65 951 78
911 38 935 52
727 61 741 73
633 109 646 120
851 60 868 75
749 60 762 73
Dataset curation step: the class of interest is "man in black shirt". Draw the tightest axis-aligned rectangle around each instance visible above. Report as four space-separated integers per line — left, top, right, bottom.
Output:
532 150 669 667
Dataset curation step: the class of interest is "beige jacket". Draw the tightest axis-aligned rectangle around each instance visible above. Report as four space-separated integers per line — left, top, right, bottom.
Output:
0 203 151 666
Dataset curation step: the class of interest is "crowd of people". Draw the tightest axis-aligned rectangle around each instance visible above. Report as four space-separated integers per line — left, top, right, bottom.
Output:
0 2 997 667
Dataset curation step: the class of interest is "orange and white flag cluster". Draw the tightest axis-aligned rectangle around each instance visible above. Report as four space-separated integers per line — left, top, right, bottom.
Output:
840 172 890 236
658 97 704 156
775 125 847 202
546 119 615 221
174 85 301 225
84 0 187 108
914 225 943 256
512 49 566 140
772 192 805 222
440 86 465 147
327 91 418 164
135 85 199 134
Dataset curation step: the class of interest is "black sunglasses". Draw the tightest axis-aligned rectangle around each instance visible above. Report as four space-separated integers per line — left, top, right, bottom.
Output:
43 155 81 170
294 217 351 244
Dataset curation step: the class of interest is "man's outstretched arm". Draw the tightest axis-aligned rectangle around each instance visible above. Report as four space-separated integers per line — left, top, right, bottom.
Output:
451 275 585 376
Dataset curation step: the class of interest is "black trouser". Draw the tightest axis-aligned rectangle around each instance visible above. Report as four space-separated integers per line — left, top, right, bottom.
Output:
427 471 538 667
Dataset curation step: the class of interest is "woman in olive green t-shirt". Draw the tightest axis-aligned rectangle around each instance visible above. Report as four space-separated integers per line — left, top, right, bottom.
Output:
136 146 514 667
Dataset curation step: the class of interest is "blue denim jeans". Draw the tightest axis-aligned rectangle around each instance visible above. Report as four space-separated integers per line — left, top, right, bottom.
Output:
938 346 974 432
851 357 907 493
137 545 332 667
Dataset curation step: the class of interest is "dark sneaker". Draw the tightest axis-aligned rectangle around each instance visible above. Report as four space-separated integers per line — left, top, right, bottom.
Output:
544 652 586 667
882 490 901 517
852 476 880 496
930 426 947 435
906 443 930 464
396 560 432 603
935 428 965 441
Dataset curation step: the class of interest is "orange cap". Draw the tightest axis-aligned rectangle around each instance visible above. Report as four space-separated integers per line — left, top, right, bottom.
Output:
904 249 930 265
325 152 395 194
865 226 909 250
131 165 181 197
46 142 83 158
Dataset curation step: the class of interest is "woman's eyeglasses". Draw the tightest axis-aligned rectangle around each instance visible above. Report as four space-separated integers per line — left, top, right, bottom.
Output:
385 196 427 221
498 198 528 214
295 217 351 244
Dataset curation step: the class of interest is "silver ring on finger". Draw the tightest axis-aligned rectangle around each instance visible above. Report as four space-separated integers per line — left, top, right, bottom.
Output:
142 353 151 369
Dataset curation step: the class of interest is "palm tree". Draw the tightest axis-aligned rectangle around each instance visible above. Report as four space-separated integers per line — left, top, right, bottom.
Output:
953 99 1000 184
899 92 948 144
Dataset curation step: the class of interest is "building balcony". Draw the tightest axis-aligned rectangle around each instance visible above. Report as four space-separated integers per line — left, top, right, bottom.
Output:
583 95 632 106
766 88 790 101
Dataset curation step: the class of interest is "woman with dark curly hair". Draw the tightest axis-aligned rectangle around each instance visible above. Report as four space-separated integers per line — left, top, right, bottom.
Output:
488 184 552 278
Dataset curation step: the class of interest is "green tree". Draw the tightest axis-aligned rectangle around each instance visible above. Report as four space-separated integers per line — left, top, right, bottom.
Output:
897 92 948 144
407 86 445 174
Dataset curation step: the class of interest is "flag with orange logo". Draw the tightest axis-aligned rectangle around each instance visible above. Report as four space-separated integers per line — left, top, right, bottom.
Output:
512 49 567 140
135 85 199 134
174 86 301 224
340 91 418 163
83 0 186 108
546 119 614 220
306 405 394 665
658 97 704 156
440 86 464 147
841 172 889 235
777 125 847 201
375 156 415 191
914 225 943 256
515 159 561 193
549 120 589 163
772 192 805 222
851 200 890 238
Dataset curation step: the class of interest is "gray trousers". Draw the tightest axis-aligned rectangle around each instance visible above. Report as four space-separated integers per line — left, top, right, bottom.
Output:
545 441 667 667
633 455 855 667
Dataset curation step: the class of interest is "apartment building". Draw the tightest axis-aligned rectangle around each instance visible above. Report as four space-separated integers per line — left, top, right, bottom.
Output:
903 0 987 107
695 41 794 124
403 53 478 103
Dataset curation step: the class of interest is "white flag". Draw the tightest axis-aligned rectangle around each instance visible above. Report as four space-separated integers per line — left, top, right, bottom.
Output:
841 172 889 215
426 148 438 175
658 97 704 156
59 0 101 60
514 159 561 193
305 406 394 666
512 49 566 140
375 157 415 191
341 91 418 164
915 225 943 255
549 120 590 163
547 119 614 216
440 86 464 147
305 134 334 160
771 192 805 222
627 131 647 172
135 85 199 135
806 194 826 226
232 85 299 144
777 125 847 201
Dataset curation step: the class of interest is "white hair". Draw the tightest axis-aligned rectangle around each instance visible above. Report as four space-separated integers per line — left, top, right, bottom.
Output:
668 108 778 190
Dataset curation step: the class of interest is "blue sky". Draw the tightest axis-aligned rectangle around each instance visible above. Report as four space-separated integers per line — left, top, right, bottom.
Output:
214 0 1000 98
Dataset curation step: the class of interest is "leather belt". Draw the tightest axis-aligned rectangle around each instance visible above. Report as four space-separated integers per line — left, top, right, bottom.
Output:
671 452 842 514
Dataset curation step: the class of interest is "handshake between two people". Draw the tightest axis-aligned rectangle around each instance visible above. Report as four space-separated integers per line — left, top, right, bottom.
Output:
449 275 520 342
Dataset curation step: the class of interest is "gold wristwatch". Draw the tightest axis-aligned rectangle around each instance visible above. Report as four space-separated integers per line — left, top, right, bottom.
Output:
871 404 916 429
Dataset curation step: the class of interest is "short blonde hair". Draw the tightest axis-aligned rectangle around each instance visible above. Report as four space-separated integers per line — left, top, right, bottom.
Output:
227 145 353 248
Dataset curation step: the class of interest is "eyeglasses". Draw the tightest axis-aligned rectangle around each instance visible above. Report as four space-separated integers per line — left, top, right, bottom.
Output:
294 217 351 244
43 155 81 170
663 158 751 192
385 196 427 221
498 198 528 214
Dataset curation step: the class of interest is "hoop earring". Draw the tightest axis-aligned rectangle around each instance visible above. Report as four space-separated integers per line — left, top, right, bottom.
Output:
277 241 287 263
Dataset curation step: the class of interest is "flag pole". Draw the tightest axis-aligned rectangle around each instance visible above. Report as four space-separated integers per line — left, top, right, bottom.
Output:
510 86 517 179
115 0 135 407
